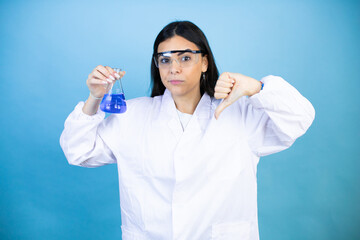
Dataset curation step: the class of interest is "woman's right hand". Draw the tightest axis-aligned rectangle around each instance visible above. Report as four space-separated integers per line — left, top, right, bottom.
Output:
86 65 126 98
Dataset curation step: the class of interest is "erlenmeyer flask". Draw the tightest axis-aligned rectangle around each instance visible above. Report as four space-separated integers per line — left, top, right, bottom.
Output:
100 68 127 114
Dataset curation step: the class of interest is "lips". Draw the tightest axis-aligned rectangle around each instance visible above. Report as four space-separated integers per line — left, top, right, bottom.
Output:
169 80 184 85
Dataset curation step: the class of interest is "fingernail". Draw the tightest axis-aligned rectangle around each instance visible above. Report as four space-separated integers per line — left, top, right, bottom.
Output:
109 75 115 81
106 78 112 83
115 73 120 78
103 81 108 85
232 80 235 83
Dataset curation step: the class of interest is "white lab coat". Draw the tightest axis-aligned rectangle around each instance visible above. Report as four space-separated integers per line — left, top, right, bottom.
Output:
60 75 315 240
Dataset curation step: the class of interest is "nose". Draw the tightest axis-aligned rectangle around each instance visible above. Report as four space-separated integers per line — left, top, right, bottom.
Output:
169 58 181 74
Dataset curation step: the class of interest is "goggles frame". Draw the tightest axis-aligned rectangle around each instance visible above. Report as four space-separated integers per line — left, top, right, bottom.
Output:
153 49 204 68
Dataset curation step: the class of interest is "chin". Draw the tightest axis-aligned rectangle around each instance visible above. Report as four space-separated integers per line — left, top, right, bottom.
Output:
168 88 186 97
168 84 201 98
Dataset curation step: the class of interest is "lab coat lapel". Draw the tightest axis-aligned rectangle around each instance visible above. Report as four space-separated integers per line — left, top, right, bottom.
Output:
183 92 212 136
173 93 213 182
161 89 183 142
160 89 213 142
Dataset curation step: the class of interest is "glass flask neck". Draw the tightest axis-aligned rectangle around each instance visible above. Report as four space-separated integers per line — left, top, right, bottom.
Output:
108 68 124 95
109 79 124 94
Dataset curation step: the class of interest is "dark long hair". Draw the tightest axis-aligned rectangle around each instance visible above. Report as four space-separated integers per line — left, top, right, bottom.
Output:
150 21 219 97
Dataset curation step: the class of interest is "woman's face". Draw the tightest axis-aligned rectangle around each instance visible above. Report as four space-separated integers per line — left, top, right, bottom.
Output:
157 35 208 100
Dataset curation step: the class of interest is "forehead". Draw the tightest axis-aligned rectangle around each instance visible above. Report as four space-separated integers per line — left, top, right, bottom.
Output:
158 35 199 53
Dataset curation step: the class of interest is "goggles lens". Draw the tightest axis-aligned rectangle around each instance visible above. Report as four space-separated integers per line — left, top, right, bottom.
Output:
154 50 203 69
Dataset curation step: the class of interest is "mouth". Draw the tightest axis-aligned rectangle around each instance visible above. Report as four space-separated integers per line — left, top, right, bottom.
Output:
168 80 184 85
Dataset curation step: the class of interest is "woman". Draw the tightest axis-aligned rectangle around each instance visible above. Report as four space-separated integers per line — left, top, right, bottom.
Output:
60 21 315 240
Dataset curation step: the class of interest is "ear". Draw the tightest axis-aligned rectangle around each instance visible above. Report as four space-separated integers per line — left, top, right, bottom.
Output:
201 55 208 72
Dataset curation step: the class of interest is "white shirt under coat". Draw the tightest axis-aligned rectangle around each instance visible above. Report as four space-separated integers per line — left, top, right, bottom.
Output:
60 75 315 240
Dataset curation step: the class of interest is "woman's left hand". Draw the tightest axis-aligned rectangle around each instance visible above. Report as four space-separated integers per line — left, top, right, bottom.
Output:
214 72 262 120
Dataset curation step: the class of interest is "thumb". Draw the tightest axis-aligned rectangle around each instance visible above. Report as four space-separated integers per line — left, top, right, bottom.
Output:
214 85 244 120
214 98 232 120
120 71 126 78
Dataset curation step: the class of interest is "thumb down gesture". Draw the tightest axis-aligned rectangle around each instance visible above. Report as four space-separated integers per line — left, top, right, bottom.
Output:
214 72 262 120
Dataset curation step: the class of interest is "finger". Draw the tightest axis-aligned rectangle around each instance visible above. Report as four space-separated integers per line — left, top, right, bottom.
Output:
88 78 108 85
218 72 235 84
105 66 117 79
215 86 232 94
214 92 228 99
227 72 244 81
92 71 113 83
216 80 233 88
95 65 114 81
92 70 107 80
103 66 117 81
105 66 126 80
214 98 232 120
113 70 126 80
119 71 126 78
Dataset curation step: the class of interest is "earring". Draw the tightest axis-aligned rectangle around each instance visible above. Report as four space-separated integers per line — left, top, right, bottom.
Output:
202 72 206 82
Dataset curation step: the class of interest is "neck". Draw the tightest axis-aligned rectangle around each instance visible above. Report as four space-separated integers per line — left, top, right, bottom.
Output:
172 91 201 115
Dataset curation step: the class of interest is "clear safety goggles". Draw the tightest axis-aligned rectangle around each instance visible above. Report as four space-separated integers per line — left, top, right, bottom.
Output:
154 50 204 69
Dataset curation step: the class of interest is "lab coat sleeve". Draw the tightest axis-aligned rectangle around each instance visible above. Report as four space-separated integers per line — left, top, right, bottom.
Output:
243 75 315 157
59 102 116 167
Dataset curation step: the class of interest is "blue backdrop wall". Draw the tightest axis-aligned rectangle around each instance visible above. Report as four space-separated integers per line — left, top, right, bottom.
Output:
1 0 359 239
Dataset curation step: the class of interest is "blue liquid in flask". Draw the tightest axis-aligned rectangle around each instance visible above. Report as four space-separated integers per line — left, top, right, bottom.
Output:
100 93 127 113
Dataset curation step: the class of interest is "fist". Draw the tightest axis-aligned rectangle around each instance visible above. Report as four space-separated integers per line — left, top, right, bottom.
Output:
214 72 261 119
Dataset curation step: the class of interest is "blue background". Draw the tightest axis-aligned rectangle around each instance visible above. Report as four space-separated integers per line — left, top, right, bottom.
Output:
1 0 359 239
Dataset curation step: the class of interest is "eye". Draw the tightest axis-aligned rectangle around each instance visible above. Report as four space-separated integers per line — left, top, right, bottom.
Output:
181 55 191 62
159 57 170 64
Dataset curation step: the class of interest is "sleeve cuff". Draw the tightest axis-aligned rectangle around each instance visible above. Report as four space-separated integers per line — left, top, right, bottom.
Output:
248 75 286 109
72 101 105 121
